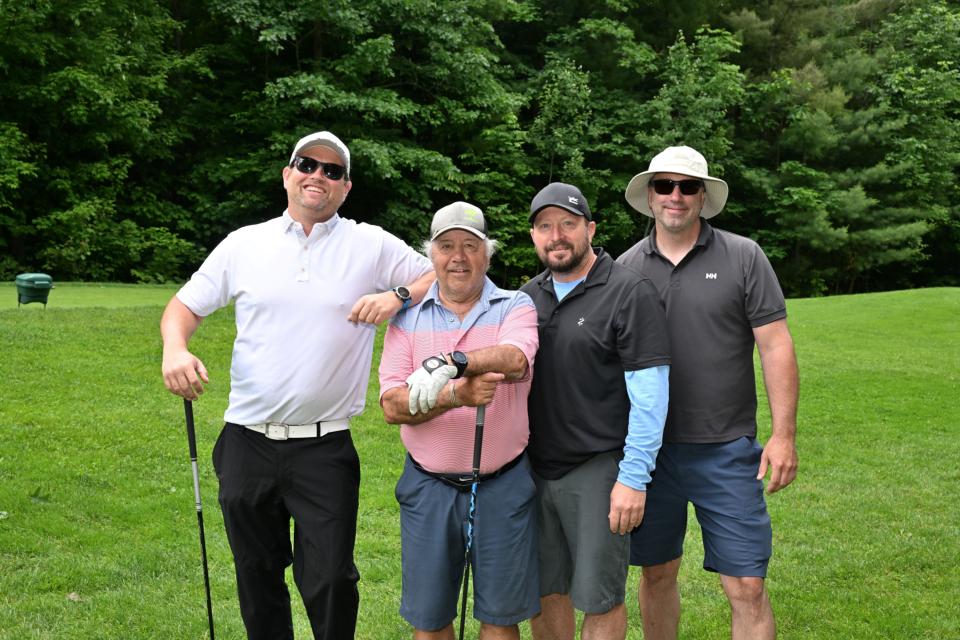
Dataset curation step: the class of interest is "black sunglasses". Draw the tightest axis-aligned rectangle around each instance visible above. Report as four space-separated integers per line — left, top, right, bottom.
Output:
291 156 347 181
650 179 704 196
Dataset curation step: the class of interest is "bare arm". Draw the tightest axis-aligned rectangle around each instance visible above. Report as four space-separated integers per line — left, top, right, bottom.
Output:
160 296 208 400
381 372 504 424
753 318 799 493
348 270 437 325
456 344 528 381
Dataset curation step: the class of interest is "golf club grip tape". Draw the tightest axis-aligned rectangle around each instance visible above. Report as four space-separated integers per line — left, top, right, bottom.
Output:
472 405 485 475
183 399 199 459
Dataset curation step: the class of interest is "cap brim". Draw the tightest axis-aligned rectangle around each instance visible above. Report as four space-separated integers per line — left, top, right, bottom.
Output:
529 203 590 224
294 140 349 169
431 225 487 241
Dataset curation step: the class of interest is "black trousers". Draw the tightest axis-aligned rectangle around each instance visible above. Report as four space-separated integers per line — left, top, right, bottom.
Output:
213 424 361 640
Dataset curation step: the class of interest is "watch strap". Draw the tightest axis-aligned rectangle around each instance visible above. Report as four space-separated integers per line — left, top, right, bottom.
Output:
392 286 412 310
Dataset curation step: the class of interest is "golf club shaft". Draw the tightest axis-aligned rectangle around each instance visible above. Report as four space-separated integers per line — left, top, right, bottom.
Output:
458 558 471 640
458 404 486 640
184 399 216 640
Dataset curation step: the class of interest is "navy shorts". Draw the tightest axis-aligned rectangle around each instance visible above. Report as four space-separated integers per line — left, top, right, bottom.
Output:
630 437 772 577
395 454 539 630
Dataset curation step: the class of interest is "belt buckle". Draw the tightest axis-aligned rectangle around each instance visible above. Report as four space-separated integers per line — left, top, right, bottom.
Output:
265 422 290 440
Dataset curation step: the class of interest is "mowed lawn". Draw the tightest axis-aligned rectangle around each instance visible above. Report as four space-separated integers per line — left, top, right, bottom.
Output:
0 283 957 639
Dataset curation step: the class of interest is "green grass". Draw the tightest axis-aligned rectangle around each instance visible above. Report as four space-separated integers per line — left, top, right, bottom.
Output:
0 287 957 639
1 282 179 310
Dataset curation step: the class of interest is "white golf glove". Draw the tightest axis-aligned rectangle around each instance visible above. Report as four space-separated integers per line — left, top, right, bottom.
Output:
406 364 458 414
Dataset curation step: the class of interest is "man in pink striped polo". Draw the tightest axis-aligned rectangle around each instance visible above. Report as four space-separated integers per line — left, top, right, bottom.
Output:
379 201 540 640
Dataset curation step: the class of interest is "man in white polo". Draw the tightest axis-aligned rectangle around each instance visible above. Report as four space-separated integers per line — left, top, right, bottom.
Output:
161 131 434 640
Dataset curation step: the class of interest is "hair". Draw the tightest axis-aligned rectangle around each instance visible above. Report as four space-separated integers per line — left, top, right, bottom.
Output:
422 237 499 260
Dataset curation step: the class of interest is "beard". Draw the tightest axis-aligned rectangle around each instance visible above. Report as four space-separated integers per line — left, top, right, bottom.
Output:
537 239 591 275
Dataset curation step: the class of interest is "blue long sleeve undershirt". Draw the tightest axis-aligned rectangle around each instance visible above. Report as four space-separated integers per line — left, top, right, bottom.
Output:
619 365 670 491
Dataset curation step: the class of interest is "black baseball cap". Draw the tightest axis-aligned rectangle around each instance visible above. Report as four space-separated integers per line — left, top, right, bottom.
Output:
529 182 592 223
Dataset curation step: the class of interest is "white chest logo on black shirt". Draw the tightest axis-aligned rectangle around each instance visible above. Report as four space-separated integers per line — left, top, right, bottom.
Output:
577 317 585 326
705 273 718 279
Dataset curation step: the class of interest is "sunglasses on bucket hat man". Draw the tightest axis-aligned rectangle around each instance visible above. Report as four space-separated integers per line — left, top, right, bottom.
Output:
649 178 705 196
290 155 347 181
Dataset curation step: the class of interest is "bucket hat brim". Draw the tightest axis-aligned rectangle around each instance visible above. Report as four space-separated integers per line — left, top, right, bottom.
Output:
624 146 729 219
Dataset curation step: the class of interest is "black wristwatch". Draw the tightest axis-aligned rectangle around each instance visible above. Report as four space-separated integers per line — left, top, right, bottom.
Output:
448 351 468 379
392 286 412 310
421 355 448 374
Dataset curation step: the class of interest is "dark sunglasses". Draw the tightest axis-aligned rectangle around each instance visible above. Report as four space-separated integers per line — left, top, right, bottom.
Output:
650 179 704 196
291 156 347 181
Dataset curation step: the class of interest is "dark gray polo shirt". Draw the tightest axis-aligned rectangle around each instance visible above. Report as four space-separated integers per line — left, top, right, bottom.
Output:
521 249 671 479
617 220 786 444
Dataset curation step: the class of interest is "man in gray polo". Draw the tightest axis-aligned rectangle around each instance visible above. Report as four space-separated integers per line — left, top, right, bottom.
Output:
617 146 799 640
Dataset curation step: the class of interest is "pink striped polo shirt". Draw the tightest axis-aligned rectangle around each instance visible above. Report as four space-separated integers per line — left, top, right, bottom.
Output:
379 277 538 474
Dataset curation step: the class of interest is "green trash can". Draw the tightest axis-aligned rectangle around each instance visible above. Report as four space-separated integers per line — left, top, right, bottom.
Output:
15 273 54 307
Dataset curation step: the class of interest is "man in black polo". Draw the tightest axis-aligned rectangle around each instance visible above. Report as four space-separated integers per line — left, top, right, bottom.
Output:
520 182 670 640
617 145 799 640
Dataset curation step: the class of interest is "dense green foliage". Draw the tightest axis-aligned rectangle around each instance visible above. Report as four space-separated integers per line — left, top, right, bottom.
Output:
1 0 957 294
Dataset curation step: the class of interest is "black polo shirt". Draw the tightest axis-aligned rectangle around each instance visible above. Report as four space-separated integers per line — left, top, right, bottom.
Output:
617 220 787 443
521 249 671 480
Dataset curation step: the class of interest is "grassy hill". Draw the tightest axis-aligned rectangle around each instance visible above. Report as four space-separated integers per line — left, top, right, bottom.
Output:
0 286 957 639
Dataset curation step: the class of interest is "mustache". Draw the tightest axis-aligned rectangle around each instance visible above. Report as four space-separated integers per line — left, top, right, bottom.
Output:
545 241 573 252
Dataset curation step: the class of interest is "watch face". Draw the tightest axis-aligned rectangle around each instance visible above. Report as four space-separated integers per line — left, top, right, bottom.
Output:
394 286 411 300
450 351 468 378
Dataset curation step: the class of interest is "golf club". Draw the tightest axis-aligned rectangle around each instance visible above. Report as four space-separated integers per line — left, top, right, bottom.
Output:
458 404 485 640
183 399 216 640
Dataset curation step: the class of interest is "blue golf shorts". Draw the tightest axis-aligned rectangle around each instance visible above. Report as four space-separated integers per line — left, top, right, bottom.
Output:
630 437 772 577
395 454 539 630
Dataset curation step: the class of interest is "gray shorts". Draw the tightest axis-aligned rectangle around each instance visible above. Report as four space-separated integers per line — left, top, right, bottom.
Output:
533 451 628 614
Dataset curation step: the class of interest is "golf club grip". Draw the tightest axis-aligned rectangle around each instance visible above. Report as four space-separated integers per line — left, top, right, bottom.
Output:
472 405 485 474
184 399 199 460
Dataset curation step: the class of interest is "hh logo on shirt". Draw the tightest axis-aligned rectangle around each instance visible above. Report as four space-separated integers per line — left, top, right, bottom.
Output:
705 273 718 279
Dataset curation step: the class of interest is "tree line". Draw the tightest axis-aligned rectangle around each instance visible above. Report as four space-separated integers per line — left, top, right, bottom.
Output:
1 0 957 296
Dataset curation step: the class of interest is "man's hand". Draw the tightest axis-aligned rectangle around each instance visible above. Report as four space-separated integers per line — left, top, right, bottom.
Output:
757 433 798 494
349 291 402 325
455 372 504 407
406 364 458 414
608 481 647 535
162 349 209 400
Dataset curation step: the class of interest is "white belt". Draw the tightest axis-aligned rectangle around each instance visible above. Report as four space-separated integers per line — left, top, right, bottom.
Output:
244 419 350 441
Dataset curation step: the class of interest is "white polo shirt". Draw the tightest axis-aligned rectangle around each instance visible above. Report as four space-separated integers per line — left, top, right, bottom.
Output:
177 211 432 426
